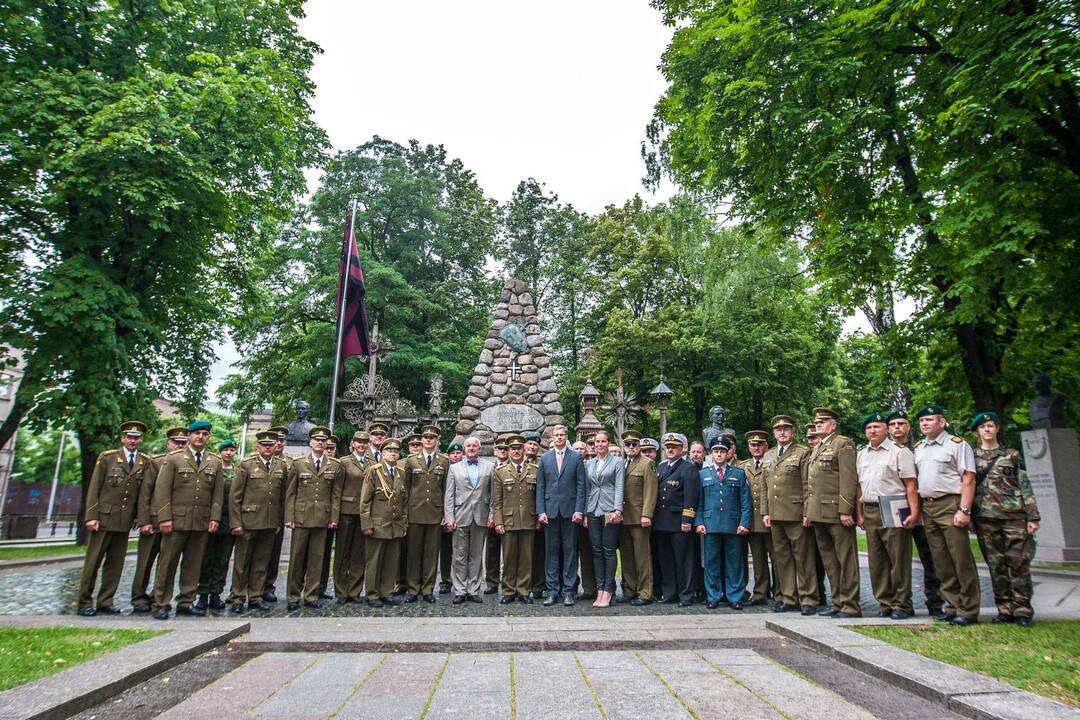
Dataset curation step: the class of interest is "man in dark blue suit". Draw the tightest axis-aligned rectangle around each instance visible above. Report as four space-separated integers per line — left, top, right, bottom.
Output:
536 424 586 606
654 433 700 606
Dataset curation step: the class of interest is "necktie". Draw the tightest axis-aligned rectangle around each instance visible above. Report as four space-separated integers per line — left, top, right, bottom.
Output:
265 460 271 472
127 453 134 469
517 464 522 475
427 454 432 469
375 451 381 463
315 458 321 472
557 450 564 474
778 446 785 459
195 452 202 467
389 467 395 480
755 459 761 471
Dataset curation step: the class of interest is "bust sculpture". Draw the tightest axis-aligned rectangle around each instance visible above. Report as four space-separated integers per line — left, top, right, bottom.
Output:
702 405 735 451
285 400 316 443
1029 373 1066 429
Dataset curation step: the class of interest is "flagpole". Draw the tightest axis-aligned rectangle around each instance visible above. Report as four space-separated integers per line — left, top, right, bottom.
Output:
329 198 358 427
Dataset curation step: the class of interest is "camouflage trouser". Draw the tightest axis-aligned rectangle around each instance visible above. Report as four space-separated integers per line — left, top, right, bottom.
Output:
975 518 1036 618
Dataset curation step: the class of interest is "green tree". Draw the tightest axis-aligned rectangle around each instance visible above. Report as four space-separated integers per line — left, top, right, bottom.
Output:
0 0 326 537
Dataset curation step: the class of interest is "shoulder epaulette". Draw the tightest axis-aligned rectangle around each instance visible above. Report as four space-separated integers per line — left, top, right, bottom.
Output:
153 452 167 460
914 440 923 447
101 449 120 457
328 456 342 464
209 451 221 458
168 448 185 455
951 436 963 443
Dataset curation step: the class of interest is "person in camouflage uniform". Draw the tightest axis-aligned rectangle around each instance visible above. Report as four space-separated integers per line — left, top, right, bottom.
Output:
971 412 1041 627
195 438 238 612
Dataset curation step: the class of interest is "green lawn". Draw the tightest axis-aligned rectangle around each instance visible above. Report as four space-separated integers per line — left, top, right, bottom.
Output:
852 621 1080 707
0 627 165 691
856 532 983 564
1033 562 1080 573
0 540 138 562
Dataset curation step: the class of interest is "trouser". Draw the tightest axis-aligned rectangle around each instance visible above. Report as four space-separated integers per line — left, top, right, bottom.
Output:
704 533 745 603
318 528 335 595
544 517 579 597
864 504 913 613
196 532 235 596
531 528 546 594
501 529 534 596
286 527 327 604
923 494 981 620
333 514 365 599
769 520 820 607
263 526 285 595
692 532 706 599
230 528 277 603
655 529 694 603
975 518 1035 618
747 531 772 603
451 524 487 596
618 524 653 600
485 526 501 590
406 522 441 595
439 529 453 589
365 535 403 601
912 524 943 610
588 514 619 593
578 524 596 595
78 530 129 609
814 522 861 615
154 530 209 610
131 531 162 606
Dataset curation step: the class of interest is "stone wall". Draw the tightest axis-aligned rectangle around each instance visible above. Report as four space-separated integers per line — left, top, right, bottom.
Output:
453 278 565 453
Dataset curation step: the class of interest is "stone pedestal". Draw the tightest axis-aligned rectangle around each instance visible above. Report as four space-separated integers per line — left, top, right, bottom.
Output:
283 444 309 459
452 278 564 454
1021 428 1080 562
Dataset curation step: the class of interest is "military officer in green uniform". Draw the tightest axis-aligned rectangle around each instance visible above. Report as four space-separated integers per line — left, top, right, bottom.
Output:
360 438 408 606
152 420 225 619
493 435 539 603
402 425 449 603
394 433 424 593
194 438 238 612
317 434 343 600
368 422 389 462
619 430 657 605
740 430 773 605
806 407 860 618
333 430 370 603
78 420 151 616
284 426 340 611
524 431 547 599
971 411 1040 627
262 425 291 603
484 436 510 594
914 405 980 625
805 424 819 451
131 426 187 612
228 430 287 612
761 415 819 614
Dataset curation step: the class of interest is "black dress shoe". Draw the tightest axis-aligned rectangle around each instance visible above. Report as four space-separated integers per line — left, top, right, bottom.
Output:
368 598 385 607
678 599 693 607
176 605 206 617
152 608 170 620
423 594 437 603
772 602 797 613
949 616 975 627
563 594 574 606
286 602 300 611
385 595 403 606
831 611 859 619
230 603 245 614
78 607 96 617
729 601 744 611
468 594 483 603
439 584 452 593
500 595 516 605
933 612 957 622
131 603 151 613
875 609 892 618
705 600 720 609
404 594 418 603
800 605 817 616
818 607 836 616
337 596 350 604
252 600 271 611
208 594 226 611
1016 616 1034 628
304 600 323 609
992 613 1014 624
543 595 557 606
319 591 333 600
929 607 950 620
890 609 912 620
451 595 466 605
520 595 534 604
630 598 652 606
658 596 677 605
192 595 209 613
263 591 278 603
532 591 546 599
97 604 122 614
749 598 769 606
484 587 499 595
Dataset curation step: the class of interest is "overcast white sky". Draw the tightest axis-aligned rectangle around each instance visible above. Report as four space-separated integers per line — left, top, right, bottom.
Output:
209 1 676 396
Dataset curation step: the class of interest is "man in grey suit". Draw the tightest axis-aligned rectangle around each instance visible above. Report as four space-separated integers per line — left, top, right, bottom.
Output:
536 424 587 606
443 437 494 603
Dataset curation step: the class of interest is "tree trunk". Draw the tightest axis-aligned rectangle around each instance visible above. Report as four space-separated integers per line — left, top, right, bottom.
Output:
75 430 98 546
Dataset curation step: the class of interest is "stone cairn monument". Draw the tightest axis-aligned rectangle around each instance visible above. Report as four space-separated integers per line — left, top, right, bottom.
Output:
453 278 564 454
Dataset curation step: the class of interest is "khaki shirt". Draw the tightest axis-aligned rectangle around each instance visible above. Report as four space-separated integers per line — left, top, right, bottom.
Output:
359 461 408 539
87 448 151 531
285 454 342 528
492 462 538 530
230 454 287 530
761 444 811 522
914 432 975 498
857 439 916 502
738 456 769 532
152 447 224 531
805 433 858 522
622 454 658 525
404 452 449 524
337 453 369 515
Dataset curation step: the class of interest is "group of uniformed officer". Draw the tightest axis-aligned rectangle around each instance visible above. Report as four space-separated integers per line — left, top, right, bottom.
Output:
76 403 1039 625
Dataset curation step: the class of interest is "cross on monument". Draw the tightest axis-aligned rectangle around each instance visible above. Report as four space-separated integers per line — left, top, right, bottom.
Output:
601 368 644 448
507 356 522 384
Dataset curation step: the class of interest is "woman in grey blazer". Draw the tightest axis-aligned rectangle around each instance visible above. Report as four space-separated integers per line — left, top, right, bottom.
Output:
584 430 624 608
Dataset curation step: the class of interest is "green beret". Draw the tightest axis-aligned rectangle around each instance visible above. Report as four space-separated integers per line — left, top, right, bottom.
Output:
915 404 945 419
446 442 464 453
217 438 236 451
188 420 212 433
970 411 1000 431
885 412 907 423
523 432 541 443
861 412 888 428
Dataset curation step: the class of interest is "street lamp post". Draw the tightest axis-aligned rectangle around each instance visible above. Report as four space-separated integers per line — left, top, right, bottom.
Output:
650 380 673 438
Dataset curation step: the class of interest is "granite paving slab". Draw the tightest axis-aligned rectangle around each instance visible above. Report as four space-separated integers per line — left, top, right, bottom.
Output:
334 653 443 719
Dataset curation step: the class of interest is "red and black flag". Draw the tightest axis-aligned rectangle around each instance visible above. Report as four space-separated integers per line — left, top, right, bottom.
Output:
336 210 370 365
